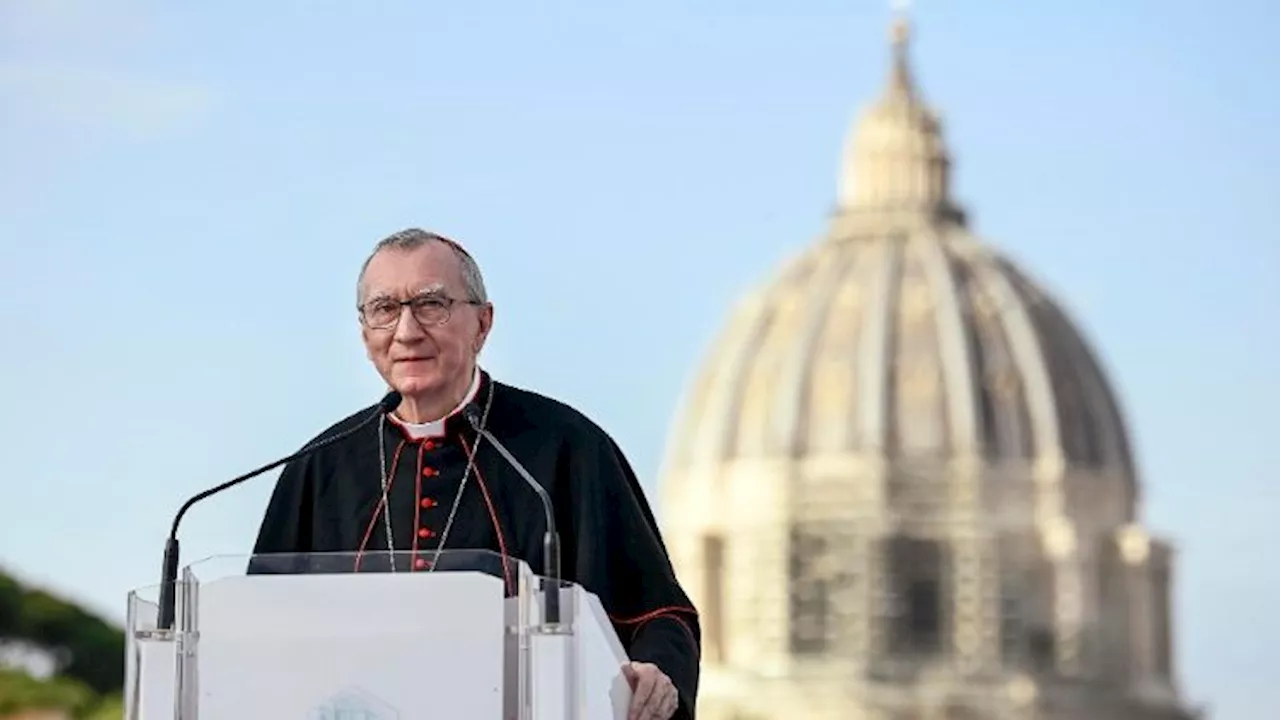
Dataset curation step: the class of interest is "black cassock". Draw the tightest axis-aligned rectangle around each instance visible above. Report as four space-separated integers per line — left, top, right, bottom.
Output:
252 370 701 719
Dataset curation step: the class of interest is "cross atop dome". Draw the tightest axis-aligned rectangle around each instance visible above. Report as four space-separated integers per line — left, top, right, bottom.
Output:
890 0 912 36
888 0 917 99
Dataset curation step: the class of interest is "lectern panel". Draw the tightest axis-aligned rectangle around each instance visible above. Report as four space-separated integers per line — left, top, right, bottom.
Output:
194 572 505 719
126 550 630 719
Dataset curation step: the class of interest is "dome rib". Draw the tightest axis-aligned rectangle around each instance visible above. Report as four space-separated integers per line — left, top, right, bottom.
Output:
856 236 901 451
733 262 812 457
886 235 954 456
1017 275 1137 476
919 229 981 456
678 294 774 468
801 243 871 454
774 247 861 457
954 254 1036 460
965 251 1064 468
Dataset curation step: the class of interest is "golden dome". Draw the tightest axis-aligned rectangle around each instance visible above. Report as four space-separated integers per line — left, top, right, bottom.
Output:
656 12 1191 720
661 17 1135 493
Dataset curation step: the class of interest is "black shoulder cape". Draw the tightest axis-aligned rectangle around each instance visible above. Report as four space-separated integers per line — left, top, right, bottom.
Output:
252 371 701 718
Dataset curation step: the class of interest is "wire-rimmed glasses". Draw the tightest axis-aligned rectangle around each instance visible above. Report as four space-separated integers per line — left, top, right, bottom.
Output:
358 294 483 330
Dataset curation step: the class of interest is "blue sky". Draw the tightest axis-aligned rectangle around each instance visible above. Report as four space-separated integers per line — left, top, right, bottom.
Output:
0 0 1276 716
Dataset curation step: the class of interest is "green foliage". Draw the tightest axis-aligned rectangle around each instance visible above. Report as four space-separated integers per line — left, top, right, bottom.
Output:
83 693 123 720
0 575 23 637
0 668 95 716
0 567 125 719
7 587 125 695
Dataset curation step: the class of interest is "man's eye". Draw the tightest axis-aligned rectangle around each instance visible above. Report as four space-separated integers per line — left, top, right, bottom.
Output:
368 302 398 315
413 297 447 309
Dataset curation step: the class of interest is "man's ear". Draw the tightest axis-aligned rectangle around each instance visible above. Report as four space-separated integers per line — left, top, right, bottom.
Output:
474 303 495 353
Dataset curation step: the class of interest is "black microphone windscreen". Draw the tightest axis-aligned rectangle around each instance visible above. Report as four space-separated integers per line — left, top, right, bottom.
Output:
379 390 402 413
463 405 482 429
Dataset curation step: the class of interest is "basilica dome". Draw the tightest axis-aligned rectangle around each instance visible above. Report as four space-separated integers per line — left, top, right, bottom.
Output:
661 18 1138 519
658 15 1189 720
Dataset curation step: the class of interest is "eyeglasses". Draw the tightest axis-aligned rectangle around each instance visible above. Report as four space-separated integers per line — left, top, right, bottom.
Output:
358 294 483 330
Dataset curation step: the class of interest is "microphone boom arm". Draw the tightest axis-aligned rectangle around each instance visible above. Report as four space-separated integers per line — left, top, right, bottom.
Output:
155 391 401 631
468 422 563 626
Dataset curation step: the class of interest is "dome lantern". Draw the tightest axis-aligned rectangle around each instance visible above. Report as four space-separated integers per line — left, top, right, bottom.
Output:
837 10 965 226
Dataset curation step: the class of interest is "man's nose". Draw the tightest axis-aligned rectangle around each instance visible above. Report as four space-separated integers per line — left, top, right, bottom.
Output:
392 306 426 341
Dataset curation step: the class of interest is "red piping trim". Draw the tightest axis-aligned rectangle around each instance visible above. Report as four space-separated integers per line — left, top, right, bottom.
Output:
609 605 699 625
630 614 700 658
410 441 427 563
611 608 701 660
460 436 514 595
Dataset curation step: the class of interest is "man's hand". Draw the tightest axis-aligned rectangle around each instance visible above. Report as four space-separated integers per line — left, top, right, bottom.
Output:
622 661 678 720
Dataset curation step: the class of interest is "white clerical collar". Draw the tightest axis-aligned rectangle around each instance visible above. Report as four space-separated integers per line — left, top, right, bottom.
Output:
391 366 482 439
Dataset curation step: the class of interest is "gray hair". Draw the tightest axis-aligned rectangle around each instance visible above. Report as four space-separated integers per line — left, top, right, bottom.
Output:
357 228 489 304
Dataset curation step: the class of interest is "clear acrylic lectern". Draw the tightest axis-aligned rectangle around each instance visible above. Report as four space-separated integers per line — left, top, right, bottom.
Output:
124 550 631 719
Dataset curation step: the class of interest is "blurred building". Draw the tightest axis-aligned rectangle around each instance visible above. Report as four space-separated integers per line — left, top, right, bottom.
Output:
658 13 1199 720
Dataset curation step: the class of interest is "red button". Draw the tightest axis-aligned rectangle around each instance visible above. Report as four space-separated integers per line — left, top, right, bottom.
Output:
418 527 435 538
414 558 427 569
420 497 437 509
422 467 439 477
424 440 436 450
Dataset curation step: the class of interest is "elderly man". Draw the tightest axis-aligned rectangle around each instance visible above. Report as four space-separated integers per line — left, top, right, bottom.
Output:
252 229 700 720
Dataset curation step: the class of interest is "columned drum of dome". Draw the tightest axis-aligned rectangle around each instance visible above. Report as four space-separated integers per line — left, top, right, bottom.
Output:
657 12 1198 720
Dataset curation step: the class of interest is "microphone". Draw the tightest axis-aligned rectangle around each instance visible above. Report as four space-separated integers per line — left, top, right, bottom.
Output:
463 406 562 625
155 390 402 631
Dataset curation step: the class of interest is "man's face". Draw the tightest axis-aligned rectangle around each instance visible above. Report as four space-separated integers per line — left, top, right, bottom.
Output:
358 242 492 403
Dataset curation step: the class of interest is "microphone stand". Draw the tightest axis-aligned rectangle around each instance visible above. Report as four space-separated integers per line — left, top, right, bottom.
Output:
156 391 401 631
464 410 562 625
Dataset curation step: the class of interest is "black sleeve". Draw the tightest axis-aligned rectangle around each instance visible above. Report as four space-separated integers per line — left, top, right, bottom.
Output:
566 429 701 720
